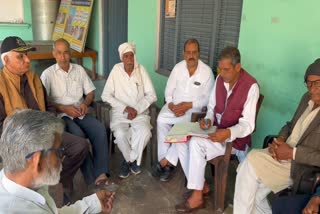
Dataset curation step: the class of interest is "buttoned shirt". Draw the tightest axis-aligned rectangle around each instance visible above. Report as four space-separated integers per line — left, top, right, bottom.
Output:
205 75 259 142
40 63 96 118
101 62 157 115
0 170 101 213
165 60 214 111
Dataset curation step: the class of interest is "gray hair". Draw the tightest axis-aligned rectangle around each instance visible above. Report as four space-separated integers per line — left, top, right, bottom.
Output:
0 109 64 173
1 52 10 65
218 47 241 65
53 38 70 50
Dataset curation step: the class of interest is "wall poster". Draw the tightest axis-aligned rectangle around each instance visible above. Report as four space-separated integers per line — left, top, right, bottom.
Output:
52 0 94 52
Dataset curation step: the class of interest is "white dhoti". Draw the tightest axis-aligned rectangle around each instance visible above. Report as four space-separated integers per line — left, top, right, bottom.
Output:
157 104 193 167
111 111 151 165
187 137 226 190
233 149 292 214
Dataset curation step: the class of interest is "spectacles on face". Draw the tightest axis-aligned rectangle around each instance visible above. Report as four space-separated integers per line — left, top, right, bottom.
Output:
25 148 65 159
305 80 320 88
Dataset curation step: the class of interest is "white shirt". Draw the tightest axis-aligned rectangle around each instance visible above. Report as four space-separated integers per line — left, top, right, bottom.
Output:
101 62 157 115
165 60 214 111
205 75 260 142
40 63 96 118
0 170 101 214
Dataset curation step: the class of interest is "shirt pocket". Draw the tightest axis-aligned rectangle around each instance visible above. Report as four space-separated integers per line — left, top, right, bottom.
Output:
191 80 203 96
69 80 83 99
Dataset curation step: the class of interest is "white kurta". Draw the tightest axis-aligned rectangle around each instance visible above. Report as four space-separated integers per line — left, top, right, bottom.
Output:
40 63 96 119
0 170 101 214
157 59 214 173
101 62 157 165
187 78 260 190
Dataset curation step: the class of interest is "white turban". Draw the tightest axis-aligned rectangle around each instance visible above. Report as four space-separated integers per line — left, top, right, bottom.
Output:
118 42 136 61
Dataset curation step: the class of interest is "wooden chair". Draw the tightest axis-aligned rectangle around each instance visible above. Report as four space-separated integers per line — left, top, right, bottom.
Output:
191 94 264 213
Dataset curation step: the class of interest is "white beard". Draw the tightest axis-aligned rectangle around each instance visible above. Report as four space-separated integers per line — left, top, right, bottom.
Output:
32 162 62 189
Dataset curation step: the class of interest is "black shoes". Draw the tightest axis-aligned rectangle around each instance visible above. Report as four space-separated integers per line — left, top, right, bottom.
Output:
151 162 175 182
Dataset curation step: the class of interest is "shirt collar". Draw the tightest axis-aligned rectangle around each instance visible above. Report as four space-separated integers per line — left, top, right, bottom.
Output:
1 170 46 205
54 63 73 73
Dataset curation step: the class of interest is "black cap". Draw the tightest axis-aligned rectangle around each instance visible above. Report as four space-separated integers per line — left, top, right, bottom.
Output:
304 58 320 82
1 36 36 54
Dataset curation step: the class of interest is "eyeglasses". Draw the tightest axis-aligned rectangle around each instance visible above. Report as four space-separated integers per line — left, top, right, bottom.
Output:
305 80 320 88
25 148 65 159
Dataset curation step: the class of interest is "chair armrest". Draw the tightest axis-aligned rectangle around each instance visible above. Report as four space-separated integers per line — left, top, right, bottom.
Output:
91 100 112 129
263 135 277 148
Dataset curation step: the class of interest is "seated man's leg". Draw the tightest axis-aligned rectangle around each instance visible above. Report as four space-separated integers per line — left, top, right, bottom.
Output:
272 194 311 214
155 108 185 180
62 116 86 138
73 114 110 185
176 137 224 211
157 119 173 163
130 117 152 174
60 131 89 193
113 122 131 178
233 158 272 214
62 116 96 185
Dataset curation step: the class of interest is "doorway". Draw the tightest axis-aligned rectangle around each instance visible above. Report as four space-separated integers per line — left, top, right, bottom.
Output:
102 0 128 76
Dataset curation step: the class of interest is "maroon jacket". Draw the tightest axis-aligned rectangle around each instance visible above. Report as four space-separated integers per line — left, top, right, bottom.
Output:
214 69 257 150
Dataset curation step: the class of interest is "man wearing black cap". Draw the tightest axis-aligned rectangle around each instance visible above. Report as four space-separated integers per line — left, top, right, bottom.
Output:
233 59 320 214
0 36 89 201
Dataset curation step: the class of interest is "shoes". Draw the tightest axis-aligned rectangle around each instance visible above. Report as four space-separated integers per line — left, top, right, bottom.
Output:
182 190 210 200
119 160 131 179
151 162 164 177
160 165 175 182
175 200 205 213
130 160 142 175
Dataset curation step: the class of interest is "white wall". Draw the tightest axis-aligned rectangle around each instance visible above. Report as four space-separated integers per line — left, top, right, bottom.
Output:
0 0 23 23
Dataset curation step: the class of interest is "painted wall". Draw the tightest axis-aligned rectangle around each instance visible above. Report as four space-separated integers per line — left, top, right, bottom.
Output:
239 0 320 147
128 0 167 107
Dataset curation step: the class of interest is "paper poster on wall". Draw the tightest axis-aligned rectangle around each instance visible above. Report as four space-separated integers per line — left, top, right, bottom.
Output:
52 0 94 52
165 0 176 18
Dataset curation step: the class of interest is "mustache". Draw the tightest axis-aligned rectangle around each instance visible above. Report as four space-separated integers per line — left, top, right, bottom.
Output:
188 58 195 61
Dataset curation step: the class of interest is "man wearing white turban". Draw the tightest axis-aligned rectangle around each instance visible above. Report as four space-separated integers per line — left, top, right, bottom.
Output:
101 42 157 178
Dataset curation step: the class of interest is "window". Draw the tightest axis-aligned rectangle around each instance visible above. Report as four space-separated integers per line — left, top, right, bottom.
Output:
157 0 243 75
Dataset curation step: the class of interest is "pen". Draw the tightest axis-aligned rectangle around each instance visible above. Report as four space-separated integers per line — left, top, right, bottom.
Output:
204 118 209 129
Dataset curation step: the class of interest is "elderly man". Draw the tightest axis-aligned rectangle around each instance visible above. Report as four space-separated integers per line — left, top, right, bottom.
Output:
153 38 214 182
233 58 320 214
0 36 88 200
176 47 260 212
0 109 114 213
101 42 157 178
41 38 110 187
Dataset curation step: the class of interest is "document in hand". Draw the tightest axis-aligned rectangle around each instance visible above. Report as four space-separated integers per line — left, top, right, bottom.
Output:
165 122 217 143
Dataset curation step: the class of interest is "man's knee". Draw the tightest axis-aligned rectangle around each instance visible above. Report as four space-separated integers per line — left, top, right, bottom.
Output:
62 132 89 157
113 128 128 141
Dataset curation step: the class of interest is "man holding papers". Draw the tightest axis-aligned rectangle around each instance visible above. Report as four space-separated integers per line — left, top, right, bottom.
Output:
175 47 260 212
153 38 214 182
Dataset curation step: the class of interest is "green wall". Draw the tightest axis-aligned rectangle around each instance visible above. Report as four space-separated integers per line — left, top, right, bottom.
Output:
128 0 167 107
128 0 320 148
239 0 320 147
